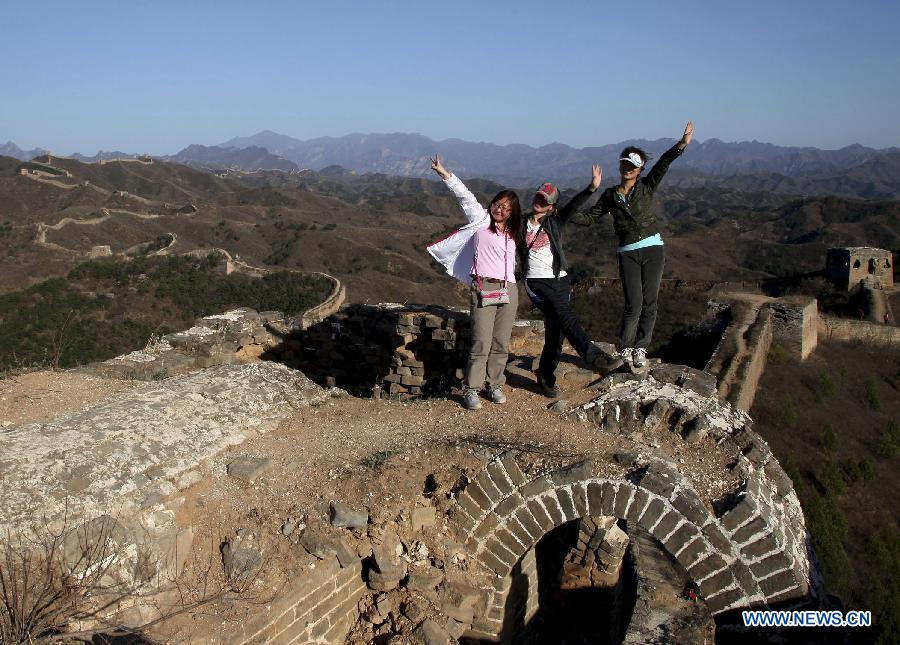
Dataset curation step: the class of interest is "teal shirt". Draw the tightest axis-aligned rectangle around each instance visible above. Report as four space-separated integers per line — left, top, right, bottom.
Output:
617 233 664 253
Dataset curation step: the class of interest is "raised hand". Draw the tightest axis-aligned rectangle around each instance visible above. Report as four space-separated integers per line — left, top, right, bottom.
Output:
590 163 603 191
431 154 451 180
680 121 694 147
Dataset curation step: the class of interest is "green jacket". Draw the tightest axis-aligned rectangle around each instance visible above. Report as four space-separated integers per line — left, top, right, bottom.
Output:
579 143 684 246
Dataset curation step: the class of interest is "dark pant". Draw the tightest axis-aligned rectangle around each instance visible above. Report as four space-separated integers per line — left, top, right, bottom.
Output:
618 245 665 349
525 276 592 387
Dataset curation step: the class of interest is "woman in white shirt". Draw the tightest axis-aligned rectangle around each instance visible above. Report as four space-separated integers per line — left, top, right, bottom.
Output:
519 166 618 397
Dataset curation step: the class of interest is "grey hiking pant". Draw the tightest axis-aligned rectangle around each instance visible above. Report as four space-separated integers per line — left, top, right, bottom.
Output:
465 280 518 390
618 245 665 350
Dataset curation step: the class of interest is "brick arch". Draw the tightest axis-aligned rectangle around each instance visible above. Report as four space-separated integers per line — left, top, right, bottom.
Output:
449 451 811 641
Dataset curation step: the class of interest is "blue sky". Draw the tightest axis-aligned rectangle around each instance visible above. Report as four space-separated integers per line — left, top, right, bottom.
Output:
2 0 899 154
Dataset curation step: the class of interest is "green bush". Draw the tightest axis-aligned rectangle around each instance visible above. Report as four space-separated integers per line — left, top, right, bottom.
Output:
864 377 881 410
876 420 899 459
0 257 331 372
768 344 790 365
822 423 838 452
778 393 798 428
820 460 845 496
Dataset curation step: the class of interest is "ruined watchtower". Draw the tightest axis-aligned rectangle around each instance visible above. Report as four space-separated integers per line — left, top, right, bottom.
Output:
826 247 894 291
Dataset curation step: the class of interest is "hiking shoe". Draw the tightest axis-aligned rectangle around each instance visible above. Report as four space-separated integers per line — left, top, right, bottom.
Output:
461 389 482 410
488 387 507 404
536 373 561 398
633 348 648 368
587 341 624 372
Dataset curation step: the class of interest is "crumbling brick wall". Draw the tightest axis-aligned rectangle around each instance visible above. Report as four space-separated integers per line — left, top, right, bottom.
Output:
280 304 542 400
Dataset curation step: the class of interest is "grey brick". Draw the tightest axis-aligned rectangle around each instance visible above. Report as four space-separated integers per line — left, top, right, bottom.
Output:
495 492 525 518
638 463 678 498
496 528 526 558
448 505 476 535
689 553 728 581
613 485 634 518
457 490 483 520
527 499 553 532
704 587 746 615
586 482 604 516
732 516 768 544
479 549 511 576
541 493 564 525
679 368 717 397
764 460 794 498
571 484 589 517
520 476 552 499
663 523 701 555
466 482 493 511
486 461 514 496
699 569 737 599
730 560 759 594
506 517 534 549
550 459 593 486
759 569 801 597
499 451 526 486
749 552 793 579
741 532 781 560
473 512 501 540
637 498 666 530
721 494 759 532
485 537 516 566
556 488 577 521
674 536 709 570
625 488 651 524
650 511 681 541
702 522 734 555
475 470 504 505
600 482 618 516
671 490 710 526
515 507 542 541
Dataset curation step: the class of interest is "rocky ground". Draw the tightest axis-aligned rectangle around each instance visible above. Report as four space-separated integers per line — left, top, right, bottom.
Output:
0 370 136 426
1 338 739 643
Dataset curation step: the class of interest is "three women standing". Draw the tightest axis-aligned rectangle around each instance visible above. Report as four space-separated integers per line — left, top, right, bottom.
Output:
428 120 694 407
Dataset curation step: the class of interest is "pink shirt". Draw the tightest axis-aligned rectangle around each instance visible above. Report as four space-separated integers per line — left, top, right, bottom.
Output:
472 225 516 282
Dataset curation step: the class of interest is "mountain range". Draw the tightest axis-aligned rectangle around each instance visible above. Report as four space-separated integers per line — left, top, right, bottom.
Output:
5 131 900 199
220 131 899 184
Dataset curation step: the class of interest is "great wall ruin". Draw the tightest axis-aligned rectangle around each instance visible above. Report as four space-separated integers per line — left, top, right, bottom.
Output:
0 153 894 640
1 273 841 643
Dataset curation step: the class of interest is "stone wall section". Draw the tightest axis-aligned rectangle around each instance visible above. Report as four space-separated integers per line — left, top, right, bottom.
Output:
729 308 774 412
286 305 543 399
297 272 346 330
446 374 812 641
818 314 900 346
225 557 366 644
770 298 818 360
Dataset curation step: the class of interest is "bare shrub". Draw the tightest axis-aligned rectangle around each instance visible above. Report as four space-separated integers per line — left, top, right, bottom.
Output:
0 510 265 644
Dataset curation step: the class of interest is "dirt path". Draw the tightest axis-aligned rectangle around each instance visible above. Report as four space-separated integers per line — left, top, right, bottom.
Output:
0 370 137 426
866 285 887 323
710 293 772 400
21 173 76 190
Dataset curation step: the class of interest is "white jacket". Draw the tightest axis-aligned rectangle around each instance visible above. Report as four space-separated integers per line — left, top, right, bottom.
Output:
426 174 490 285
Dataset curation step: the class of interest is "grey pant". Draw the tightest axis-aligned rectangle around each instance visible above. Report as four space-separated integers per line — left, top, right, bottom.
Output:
465 280 519 390
618 245 665 349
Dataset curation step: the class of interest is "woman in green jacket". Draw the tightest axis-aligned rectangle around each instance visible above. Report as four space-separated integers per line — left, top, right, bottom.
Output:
584 122 694 369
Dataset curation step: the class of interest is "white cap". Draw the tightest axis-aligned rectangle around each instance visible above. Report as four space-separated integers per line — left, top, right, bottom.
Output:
619 152 644 168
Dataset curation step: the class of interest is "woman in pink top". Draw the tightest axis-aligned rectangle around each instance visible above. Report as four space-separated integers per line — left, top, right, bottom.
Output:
428 155 521 410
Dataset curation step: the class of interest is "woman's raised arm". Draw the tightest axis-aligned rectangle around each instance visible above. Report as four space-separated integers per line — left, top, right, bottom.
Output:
431 154 488 225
